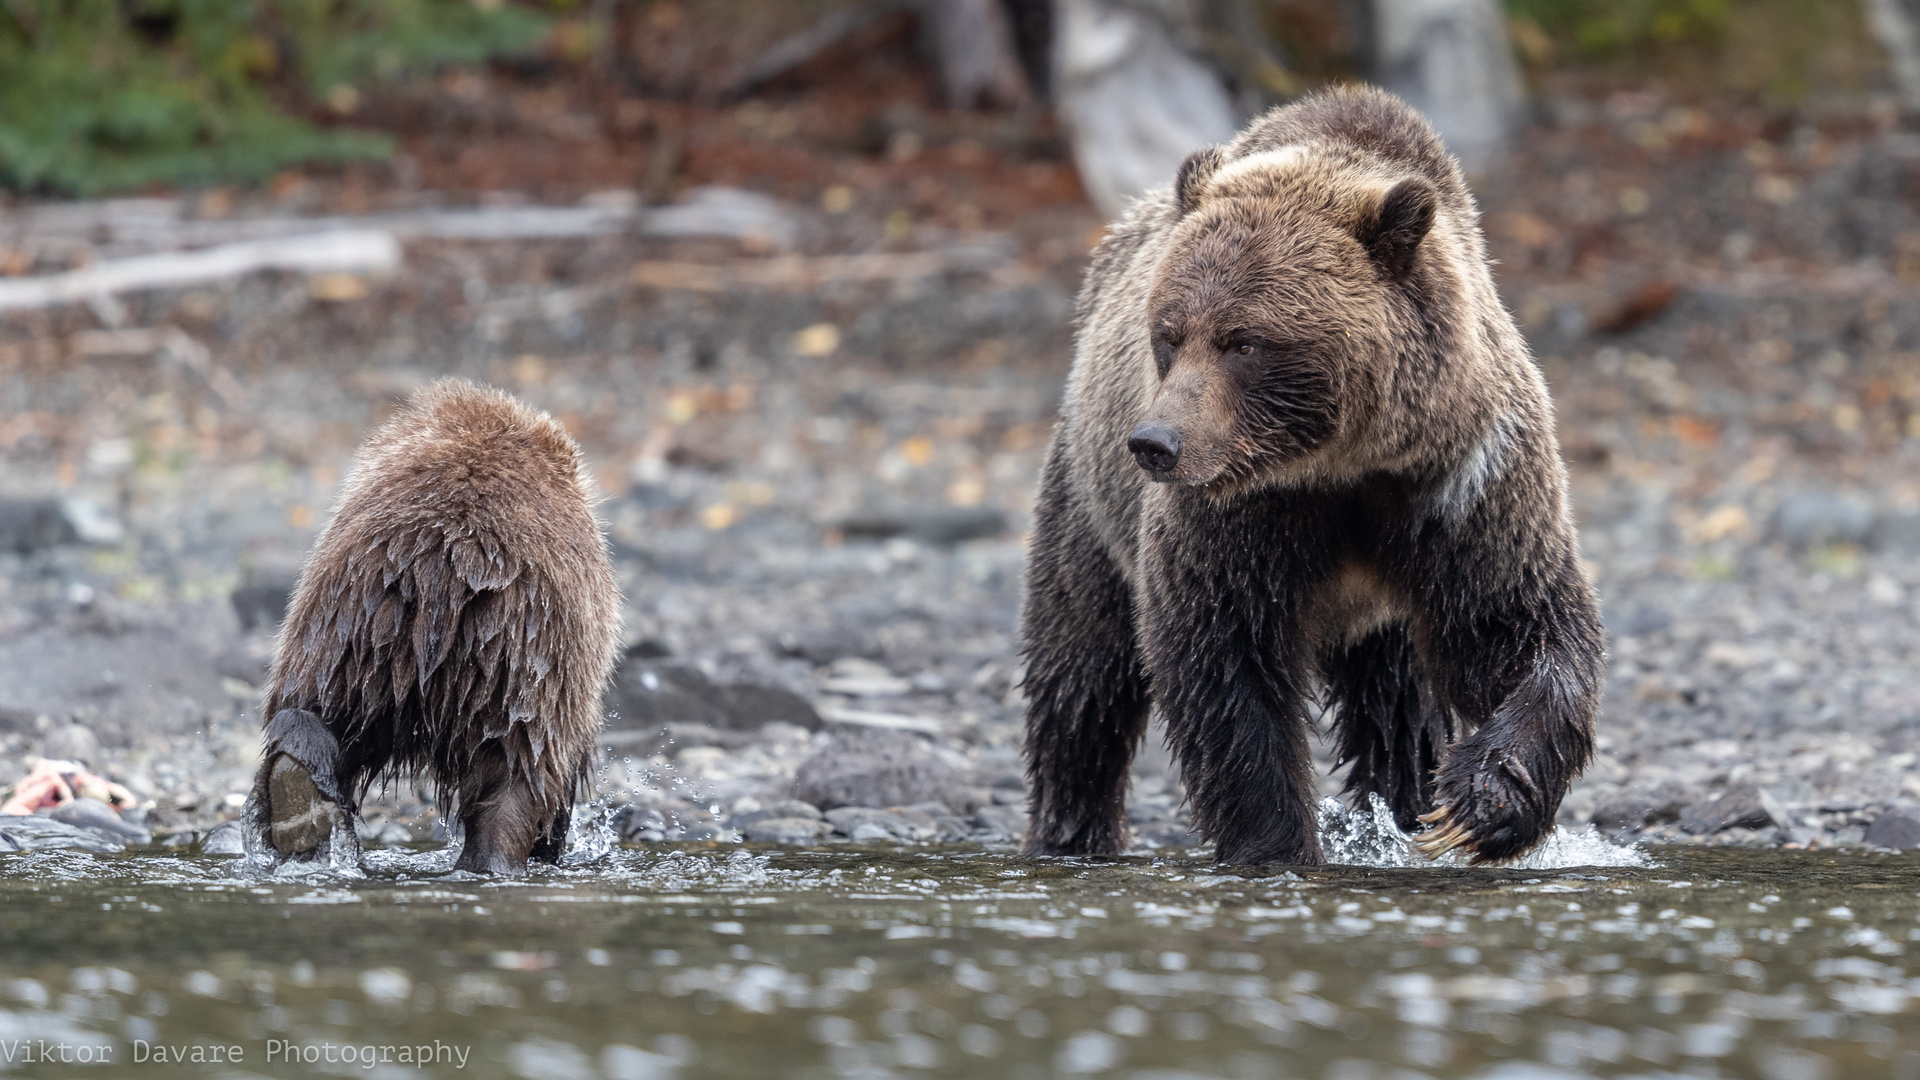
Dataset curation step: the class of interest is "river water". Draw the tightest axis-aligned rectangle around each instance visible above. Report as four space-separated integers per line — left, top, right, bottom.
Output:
1 807 1916 1079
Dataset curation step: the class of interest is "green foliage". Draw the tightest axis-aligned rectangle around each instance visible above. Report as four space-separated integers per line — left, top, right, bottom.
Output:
0 0 549 195
1505 0 1732 57
1504 0 1876 103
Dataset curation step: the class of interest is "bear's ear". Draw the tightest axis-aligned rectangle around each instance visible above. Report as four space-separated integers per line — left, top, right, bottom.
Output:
1175 147 1225 216
1357 177 1438 279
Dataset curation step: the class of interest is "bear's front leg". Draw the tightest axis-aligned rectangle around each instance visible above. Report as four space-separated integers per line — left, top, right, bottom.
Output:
1139 503 1326 866
1147 645 1324 865
1415 638 1601 863
1412 570 1604 863
1020 453 1150 856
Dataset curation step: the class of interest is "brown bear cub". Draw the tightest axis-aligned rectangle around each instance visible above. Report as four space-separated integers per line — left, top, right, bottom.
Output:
1020 86 1605 866
243 379 621 875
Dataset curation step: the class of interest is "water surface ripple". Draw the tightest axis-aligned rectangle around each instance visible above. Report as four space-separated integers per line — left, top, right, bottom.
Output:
3 835 1917 1079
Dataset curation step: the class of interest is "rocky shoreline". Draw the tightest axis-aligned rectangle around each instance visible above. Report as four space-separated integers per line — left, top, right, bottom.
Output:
3 504 1916 862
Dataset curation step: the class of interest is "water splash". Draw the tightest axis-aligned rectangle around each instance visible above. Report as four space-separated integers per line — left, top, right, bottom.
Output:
1318 793 1422 867
561 802 619 866
1319 794 1650 869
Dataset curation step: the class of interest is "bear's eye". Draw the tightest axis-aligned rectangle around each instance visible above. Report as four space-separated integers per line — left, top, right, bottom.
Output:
1151 328 1179 377
1235 344 1256 356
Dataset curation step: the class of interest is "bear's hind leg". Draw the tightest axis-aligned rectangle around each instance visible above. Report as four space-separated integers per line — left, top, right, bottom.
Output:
1324 624 1451 832
1020 458 1150 856
529 804 572 865
243 708 363 868
451 743 545 876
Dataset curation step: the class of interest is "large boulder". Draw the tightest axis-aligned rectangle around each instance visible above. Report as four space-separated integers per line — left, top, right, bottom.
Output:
1680 784 1784 835
1866 807 1920 851
1772 491 1875 547
1590 782 1694 833
606 654 820 735
791 726 955 811
0 613 236 745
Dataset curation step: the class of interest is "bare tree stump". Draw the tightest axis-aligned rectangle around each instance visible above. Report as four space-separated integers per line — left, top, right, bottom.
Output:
924 0 1032 109
1366 0 1523 173
1864 0 1920 112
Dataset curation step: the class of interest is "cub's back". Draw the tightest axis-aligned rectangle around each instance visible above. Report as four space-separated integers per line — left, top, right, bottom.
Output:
266 379 618 743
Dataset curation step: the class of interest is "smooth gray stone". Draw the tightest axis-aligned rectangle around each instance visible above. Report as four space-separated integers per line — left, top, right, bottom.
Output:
741 817 831 844
0 497 78 554
201 821 244 855
607 657 821 734
1772 492 1874 547
973 804 1028 841
616 806 668 842
824 806 936 841
761 799 823 821
1590 782 1694 832
1680 784 1777 835
46 797 151 844
1870 511 1920 553
839 506 1007 545
0 814 124 853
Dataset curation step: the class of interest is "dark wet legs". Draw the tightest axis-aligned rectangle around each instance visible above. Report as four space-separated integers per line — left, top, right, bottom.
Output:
451 743 561 876
1324 624 1451 832
1020 462 1150 855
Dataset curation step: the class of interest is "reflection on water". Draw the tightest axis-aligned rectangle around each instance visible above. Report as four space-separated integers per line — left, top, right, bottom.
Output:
1 824 1915 1079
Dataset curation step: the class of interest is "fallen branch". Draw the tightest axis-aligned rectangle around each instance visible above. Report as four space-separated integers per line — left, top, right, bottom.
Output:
2 200 640 249
0 231 400 313
816 705 946 734
115 204 641 248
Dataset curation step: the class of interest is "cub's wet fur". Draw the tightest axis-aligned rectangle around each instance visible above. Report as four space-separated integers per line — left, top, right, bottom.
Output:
1021 87 1604 865
242 379 620 874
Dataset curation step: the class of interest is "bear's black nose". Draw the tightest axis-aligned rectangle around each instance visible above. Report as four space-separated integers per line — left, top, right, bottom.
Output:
1127 424 1182 473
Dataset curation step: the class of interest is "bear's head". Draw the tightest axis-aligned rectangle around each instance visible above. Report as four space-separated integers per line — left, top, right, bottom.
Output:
1128 146 1441 488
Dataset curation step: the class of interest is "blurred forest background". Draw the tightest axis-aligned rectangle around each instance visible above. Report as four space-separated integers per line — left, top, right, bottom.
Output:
0 0 1917 850
0 1 1892 196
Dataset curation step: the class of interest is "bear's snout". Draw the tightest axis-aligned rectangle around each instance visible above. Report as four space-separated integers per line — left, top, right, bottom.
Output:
1127 424 1183 475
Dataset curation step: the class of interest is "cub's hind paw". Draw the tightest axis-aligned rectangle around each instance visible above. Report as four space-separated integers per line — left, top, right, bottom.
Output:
267 753 342 857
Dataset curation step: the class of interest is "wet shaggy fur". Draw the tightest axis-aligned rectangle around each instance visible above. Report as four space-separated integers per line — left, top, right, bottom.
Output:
251 379 621 874
1020 86 1604 866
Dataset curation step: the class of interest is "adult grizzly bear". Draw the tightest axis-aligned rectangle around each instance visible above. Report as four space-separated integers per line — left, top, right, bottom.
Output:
1020 87 1604 865
243 379 621 874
